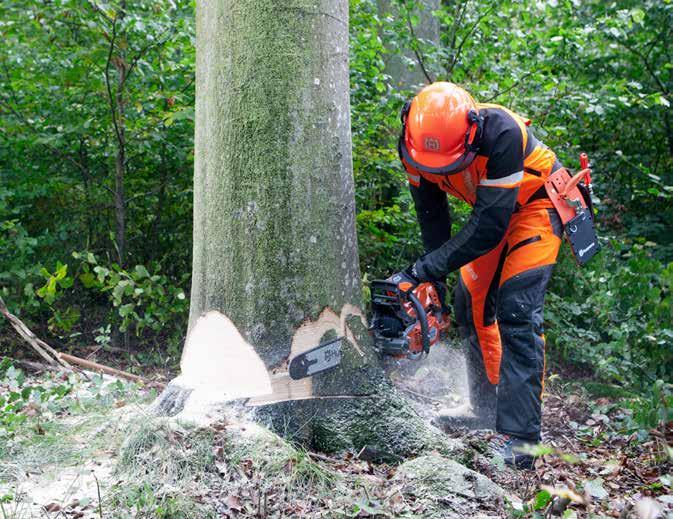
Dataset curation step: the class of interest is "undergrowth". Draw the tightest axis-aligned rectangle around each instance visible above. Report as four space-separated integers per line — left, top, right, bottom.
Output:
546 239 673 434
107 416 340 518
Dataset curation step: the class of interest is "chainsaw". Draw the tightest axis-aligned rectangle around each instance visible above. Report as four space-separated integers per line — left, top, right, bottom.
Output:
369 279 450 360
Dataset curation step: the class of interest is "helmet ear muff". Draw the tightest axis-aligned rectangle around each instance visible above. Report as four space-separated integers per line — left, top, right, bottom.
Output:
398 99 413 162
465 109 484 152
400 99 412 124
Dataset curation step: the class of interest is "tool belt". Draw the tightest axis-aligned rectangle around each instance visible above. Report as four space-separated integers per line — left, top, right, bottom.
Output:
544 154 600 265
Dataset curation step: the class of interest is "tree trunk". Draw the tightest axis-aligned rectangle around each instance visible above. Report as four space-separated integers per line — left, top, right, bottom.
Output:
157 0 462 459
379 0 441 89
184 0 370 399
112 3 127 268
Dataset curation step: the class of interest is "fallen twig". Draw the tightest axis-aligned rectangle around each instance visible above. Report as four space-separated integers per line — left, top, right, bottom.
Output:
0 295 158 387
59 353 162 387
306 451 341 464
12 359 57 374
0 295 72 371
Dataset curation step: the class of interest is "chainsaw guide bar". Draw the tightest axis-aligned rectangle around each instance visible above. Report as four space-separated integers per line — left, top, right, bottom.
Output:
288 337 343 380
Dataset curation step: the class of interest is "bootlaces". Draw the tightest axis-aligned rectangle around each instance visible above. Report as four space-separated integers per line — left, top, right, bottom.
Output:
489 434 511 452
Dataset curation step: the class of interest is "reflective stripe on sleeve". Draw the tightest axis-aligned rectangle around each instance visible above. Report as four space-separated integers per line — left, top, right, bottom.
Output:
479 170 523 187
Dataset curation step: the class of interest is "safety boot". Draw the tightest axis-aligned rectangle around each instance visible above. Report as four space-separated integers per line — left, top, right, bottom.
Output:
489 434 536 470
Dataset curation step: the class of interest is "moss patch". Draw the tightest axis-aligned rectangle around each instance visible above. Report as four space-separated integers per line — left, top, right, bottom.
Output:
255 381 464 459
393 454 506 518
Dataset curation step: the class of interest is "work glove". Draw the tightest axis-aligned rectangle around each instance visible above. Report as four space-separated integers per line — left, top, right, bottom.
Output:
411 254 442 283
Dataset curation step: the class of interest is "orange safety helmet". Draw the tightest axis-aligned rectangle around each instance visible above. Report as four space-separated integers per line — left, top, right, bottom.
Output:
398 82 483 175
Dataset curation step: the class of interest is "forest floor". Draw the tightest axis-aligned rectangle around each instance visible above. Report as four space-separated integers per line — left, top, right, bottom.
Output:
0 346 671 518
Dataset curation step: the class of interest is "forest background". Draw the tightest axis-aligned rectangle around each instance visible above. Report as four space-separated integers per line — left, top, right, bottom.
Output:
1 0 672 433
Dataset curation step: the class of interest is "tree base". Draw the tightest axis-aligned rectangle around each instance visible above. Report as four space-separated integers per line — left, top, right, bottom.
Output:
253 379 465 461
153 383 193 417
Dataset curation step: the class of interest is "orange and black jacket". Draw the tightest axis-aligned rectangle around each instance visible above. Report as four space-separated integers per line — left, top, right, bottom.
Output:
401 104 559 280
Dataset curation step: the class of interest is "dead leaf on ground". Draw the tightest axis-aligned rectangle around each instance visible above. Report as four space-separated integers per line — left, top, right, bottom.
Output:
226 494 242 511
43 502 61 512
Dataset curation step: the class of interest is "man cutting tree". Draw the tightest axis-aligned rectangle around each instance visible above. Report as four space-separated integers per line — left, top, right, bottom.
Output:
393 82 566 469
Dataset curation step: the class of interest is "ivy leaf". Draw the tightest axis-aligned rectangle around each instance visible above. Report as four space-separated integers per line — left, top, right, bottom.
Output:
533 489 552 510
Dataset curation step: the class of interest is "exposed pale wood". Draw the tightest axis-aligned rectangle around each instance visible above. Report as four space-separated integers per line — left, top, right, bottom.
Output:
179 311 272 399
0 295 72 370
246 373 313 406
247 304 368 404
290 308 343 359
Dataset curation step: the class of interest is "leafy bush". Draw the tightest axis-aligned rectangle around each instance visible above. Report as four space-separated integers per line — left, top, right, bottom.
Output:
0 358 73 437
73 251 189 345
546 240 673 387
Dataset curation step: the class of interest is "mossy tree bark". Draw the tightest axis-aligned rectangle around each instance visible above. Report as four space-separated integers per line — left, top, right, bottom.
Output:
160 0 462 458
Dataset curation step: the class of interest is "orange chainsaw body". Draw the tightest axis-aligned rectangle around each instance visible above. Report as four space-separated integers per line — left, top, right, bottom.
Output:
370 280 450 359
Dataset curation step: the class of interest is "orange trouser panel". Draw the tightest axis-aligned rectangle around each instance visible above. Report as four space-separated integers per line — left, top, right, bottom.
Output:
457 238 507 385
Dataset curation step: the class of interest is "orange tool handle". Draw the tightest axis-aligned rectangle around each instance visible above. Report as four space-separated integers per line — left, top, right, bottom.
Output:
561 168 591 197
580 152 592 185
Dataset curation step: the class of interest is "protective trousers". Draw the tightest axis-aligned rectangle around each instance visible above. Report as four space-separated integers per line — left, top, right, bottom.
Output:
453 200 562 441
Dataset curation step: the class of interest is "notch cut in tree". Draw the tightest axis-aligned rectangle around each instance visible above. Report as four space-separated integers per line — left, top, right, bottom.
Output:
158 0 463 458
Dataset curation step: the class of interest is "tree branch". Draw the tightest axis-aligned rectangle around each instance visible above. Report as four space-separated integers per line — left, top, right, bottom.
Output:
483 71 535 103
124 28 174 83
617 39 669 95
404 0 434 84
0 96 116 198
104 12 124 149
0 295 73 371
447 3 495 75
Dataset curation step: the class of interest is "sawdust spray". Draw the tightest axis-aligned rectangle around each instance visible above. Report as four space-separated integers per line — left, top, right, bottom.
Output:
382 339 471 421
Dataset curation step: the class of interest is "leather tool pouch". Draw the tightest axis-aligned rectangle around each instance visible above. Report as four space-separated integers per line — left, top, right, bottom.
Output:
565 209 600 265
544 167 600 265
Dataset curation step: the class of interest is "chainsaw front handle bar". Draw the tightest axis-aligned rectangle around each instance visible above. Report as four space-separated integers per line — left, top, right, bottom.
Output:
405 289 431 356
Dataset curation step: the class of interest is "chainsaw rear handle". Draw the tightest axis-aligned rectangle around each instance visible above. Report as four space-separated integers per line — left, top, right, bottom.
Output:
404 289 430 355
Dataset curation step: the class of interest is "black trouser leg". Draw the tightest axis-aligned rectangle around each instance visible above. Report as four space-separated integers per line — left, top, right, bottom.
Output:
495 266 553 441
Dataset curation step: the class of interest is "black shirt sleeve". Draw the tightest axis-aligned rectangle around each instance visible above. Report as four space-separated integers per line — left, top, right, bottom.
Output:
409 175 451 252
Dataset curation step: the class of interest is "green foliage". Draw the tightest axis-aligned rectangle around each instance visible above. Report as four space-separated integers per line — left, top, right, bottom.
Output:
0 358 73 437
627 379 672 430
73 251 189 344
0 0 194 351
348 0 673 430
547 241 673 387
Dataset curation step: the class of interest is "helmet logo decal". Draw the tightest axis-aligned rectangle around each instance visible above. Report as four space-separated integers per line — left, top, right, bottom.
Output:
423 136 440 152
